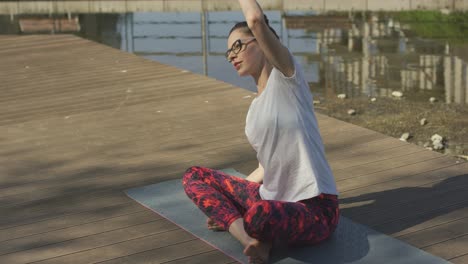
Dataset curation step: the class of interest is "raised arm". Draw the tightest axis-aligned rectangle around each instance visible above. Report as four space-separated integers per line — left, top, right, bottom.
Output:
238 0 295 77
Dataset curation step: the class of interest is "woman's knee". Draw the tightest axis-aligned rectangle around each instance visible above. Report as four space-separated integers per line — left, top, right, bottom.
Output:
243 201 273 238
182 166 203 187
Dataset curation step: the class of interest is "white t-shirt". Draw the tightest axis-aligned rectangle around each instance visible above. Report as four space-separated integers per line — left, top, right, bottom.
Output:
245 55 338 202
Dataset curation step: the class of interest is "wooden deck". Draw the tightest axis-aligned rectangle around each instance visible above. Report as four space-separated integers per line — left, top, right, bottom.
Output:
0 35 467 264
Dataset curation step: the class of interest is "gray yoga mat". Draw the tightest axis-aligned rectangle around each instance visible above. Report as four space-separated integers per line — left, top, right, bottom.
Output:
125 168 450 264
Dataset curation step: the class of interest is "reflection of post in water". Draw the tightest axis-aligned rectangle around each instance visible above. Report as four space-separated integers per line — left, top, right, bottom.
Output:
201 10 208 76
284 13 354 97
444 53 468 104
419 55 439 90
122 13 134 53
80 14 122 50
0 15 20 34
316 13 399 99
399 44 468 105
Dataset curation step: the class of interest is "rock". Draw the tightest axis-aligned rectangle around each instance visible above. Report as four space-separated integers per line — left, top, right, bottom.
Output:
432 140 444 150
429 97 438 103
392 91 403 98
423 142 431 148
440 8 451 15
400 132 411 141
420 118 428 126
430 134 445 150
313 100 321 105
370 97 377 102
337 94 347 99
431 134 443 142
347 109 356 115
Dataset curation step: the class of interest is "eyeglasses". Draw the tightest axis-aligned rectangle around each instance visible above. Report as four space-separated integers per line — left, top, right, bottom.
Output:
225 38 256 62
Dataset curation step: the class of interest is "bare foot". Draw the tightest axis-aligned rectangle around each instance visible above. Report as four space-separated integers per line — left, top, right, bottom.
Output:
243 239 272 264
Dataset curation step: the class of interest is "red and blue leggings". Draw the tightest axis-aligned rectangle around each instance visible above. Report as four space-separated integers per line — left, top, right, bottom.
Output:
182 166 339 246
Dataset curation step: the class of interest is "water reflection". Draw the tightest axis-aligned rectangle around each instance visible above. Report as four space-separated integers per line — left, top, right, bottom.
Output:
318 13 468 104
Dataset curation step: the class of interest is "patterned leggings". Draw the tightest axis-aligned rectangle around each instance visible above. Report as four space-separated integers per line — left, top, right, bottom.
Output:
182 166 340 246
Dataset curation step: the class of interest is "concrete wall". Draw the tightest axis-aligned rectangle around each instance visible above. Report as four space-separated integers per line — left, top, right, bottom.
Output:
1 0 468 15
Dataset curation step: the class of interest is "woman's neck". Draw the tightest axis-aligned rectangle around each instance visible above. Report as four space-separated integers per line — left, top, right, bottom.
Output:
253 63 273 97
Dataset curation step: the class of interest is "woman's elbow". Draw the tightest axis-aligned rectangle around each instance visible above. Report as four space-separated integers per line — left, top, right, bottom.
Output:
246 13 265 30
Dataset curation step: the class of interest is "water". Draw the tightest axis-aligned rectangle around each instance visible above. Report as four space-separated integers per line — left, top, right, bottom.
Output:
1 8 467 157
125 11 322 92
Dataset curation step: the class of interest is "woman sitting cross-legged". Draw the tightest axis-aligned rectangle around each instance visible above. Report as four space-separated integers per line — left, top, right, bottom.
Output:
182 1 340 263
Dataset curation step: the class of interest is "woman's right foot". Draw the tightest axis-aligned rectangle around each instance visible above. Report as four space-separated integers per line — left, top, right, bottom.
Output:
243 239 272 264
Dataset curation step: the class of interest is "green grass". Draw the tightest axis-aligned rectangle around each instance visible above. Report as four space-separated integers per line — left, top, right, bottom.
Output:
394 11 468 42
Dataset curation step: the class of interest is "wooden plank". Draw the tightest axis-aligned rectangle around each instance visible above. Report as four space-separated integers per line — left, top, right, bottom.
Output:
337 156 459 192
0 136 249 199
1 66 224 101
322 130 387 152
0 85 234 126
162 250 238 264
340 162 468 200
394 208 468 237
0 92 249 131
0 128 394 211
422 234 468 260
450 253 468 264
0 211 161 255
25 229 195 264
339 163 468 233
333 148 441 181
329 143 426 171
0 202 145 242
1 73 213 105
97 240 228 264
396 217 468 248
0 144 256 208
0 221 181 264
0 147 259 226
0 191 132 228
0 100 250 160
0 134 249 190
0 116 384 189
340 174 468 223
358 186 467 228
1 117 393 208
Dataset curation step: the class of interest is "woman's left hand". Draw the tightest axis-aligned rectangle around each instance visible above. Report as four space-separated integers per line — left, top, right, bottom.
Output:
207 217 225 231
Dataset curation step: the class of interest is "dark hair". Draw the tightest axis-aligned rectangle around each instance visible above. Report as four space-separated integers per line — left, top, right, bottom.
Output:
229 14 279 39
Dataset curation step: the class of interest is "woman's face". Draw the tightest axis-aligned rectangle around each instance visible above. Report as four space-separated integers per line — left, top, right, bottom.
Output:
226 29 262 77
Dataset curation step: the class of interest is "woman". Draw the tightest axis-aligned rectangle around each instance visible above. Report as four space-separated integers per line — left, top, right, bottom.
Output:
183 1 339 263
